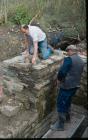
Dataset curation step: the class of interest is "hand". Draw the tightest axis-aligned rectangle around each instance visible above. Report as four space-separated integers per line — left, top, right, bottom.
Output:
22 50 29 56
22 50 26 55
32 57 36 64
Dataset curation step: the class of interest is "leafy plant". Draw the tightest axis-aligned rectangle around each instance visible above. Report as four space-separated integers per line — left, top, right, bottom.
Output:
10 5 31 25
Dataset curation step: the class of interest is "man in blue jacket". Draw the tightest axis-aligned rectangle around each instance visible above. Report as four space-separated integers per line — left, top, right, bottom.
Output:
51 45 84 131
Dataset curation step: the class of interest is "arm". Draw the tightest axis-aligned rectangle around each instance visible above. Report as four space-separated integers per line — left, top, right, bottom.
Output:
32 41 38 64
23 34 29 50
57 57 72 81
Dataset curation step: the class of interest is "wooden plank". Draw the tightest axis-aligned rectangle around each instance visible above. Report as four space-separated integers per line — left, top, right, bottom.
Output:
42 111 85 138
82 127 88 138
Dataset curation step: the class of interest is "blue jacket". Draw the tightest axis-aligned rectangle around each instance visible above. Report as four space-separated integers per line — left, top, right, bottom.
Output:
57 54 84 89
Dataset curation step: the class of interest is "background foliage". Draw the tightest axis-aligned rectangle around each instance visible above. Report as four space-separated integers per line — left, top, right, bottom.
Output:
0 0 86 38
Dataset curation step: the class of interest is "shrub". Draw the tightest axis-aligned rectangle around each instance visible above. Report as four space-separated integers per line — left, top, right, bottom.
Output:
9 4 32 25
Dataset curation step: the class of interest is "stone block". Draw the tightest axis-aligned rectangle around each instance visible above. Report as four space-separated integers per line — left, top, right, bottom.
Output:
0 104 22 117
2 78 24 94
0 98 23 117
7 120 28 137
0 129 12 138
34 80 50 90
41 58 54 65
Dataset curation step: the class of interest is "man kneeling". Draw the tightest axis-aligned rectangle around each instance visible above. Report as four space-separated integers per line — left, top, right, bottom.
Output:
20 24 54 64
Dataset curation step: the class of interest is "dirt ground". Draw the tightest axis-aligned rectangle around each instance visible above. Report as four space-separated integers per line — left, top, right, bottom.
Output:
0 25 23 61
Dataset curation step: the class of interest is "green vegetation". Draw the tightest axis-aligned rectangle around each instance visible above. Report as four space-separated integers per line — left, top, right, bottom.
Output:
0 0 86 38
9 5 32 25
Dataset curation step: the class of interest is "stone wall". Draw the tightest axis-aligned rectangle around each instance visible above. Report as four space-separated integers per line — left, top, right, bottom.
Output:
72 41 87 106
72 63 87 106
0 48 87 138
0 51 64 138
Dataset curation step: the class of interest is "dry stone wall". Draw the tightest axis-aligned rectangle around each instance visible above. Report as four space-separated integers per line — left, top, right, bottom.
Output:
0 48 87 138
0 51 64 138
72 63 87 106
72 41 87 106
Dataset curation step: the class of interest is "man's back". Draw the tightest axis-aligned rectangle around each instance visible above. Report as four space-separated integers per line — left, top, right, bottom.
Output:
60 54 84 89
28 25 46 42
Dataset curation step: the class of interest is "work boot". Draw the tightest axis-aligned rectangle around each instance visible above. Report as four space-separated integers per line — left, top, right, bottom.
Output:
65 112 70 122
50 113 65 131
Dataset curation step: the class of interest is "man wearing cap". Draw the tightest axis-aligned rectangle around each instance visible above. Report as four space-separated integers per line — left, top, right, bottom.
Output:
20 24 54 64
51 45 84 131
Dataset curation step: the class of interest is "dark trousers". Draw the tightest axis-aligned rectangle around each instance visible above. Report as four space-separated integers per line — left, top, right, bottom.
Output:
57 87 78 113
